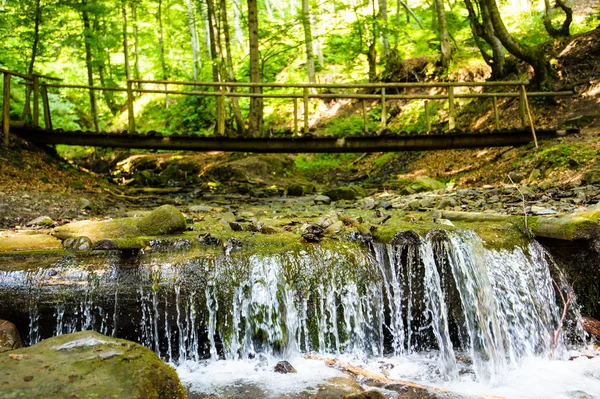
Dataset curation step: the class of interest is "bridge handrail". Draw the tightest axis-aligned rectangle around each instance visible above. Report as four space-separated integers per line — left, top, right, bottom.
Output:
2 66 578 149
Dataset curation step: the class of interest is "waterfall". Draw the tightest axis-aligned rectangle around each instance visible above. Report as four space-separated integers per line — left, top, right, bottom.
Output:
0 230 575 383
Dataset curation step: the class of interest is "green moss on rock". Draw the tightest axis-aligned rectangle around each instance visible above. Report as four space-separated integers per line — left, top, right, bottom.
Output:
137 205 186 236
0 330 185 399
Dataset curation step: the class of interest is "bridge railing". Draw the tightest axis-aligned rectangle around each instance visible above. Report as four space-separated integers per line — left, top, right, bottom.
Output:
0 68 61 148
2 68 576 149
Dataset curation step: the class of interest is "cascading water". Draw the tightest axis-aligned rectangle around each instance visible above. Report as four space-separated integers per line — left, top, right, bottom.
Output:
0 230 598 398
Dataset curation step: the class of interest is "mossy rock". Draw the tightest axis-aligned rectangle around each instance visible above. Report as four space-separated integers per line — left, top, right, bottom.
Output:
287 184 304 197
405 176 445 193
137 205 186 236
52 218 141 242
530 211 600 241
0 234 62 252
325 187 358 201
0 330 185 399
583 168 600 185
0 320 23 353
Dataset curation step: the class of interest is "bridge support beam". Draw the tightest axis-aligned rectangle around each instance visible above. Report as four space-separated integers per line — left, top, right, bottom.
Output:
12 127 575 153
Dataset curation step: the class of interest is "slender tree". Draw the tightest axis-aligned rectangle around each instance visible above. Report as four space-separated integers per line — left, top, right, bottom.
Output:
434 0 452 70
301 0 316 84
131 0 141 84
378 0 390 58
220 0 246 135
185 0 199 80
81 1 101 132
247 0 263 136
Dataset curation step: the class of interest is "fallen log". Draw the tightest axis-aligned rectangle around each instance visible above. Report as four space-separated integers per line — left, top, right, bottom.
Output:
306 354 505 399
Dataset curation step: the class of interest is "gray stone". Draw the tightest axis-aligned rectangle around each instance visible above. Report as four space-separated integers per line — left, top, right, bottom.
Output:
314 195 331 205
189 205 213 213
25 216 53 227
437 197 458 210
408 200 421 211
358 197 377 210
63 236 92 251
324 220 344 235
532 206 557 215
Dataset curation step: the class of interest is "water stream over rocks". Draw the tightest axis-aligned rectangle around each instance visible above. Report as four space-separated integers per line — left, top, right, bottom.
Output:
0 230 598 398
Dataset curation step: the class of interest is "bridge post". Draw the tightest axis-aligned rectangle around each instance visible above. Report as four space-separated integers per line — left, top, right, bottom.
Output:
521 84 538 148
424 100 431 132
519 86 527 127
32 75 40 128
380 88 387 132
2 72 10 149
362 100 368 134
492 95 500 130
217 88 225 135
448 85 455 130
41 84 52 130
127 80 135 133
293 98 298 136
303 88 309 135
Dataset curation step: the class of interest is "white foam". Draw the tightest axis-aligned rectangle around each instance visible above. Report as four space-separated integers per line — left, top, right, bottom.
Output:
177 356 345 398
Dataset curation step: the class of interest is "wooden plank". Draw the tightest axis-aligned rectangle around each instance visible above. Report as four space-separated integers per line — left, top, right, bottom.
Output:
12 126 576 153
2 73 10 148
41 84 52 130
362 100 368 134
380 87 387 131
519 85 527 127
293 98 298 136
424 100 431 132
0 68 31 80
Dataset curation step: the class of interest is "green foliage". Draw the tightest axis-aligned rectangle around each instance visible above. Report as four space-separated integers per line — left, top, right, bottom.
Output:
294 153 359 178
534 144 598 170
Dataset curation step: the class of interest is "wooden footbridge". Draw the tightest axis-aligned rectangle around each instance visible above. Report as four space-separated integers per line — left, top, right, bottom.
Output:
0 68 576 153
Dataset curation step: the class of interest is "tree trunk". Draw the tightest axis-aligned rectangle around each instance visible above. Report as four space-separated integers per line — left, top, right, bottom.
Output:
434 0 452 70
131 0 141 85
220 0 246 135
301 0 316 84
367 0 378 82
543 0 572 38
94 15 119 115
157 0 169 106
232 0 244 50
81 4 101 133
483 0 552 89
121 0 131 81
378 0 390 58
206 0 221 84
28 0 42 75
464 0 506 80
247 0 263 136
185 0 200 81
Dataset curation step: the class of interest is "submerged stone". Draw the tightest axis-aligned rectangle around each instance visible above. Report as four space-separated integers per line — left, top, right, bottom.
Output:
63 236 92 251
0 330 185 399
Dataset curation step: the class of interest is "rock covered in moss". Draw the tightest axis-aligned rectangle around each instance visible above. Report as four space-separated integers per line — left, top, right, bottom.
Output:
403 176 445 194
0 330 185 399
0 234 62 252
287 184 304 196
52 218 140 242
137 205 186 236
0 320 23 352
325 187 358 201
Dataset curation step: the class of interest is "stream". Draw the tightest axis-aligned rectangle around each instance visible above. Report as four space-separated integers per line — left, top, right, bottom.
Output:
1 229 598 398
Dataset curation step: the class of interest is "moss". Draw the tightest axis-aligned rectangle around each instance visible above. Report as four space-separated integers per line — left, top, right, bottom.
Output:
0 234 63 252
0 331 185 399
137 205 187 236
52 218 141 242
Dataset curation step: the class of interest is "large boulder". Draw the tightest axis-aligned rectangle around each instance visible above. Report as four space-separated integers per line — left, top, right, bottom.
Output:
403 176 445 194
325 187 358 201
52 205 187 244
137 205 187 236
0 320 23 352
0 330 185 399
